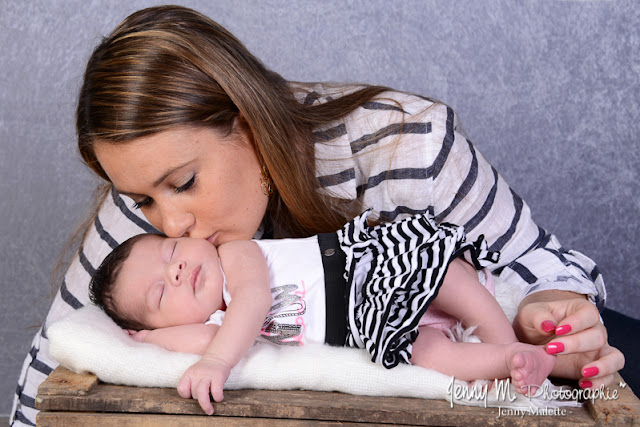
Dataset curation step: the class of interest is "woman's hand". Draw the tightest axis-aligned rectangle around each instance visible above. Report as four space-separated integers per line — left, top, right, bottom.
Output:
513 290 625 388
177 355 232 415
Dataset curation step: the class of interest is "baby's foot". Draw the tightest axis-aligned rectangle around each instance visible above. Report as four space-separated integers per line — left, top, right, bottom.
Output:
506 342 556 395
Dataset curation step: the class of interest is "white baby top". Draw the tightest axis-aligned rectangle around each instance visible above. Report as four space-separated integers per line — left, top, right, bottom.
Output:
206 236 327 346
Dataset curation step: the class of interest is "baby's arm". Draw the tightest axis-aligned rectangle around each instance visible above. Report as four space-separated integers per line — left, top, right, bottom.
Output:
129 323 220 354
177 240 271 415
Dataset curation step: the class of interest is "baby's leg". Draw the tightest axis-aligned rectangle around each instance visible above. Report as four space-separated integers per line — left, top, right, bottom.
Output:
411 326 556 394
430 258 514 344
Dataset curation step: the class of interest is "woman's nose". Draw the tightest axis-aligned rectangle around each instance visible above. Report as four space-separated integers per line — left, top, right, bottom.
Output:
167 260 186 286
161 208 195 238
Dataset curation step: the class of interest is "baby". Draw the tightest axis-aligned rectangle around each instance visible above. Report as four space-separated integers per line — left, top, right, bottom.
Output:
90 211 556 415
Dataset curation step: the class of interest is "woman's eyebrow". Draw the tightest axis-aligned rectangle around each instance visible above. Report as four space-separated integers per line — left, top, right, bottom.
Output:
151 160 193 187
114 160 193 198
117 189 145 199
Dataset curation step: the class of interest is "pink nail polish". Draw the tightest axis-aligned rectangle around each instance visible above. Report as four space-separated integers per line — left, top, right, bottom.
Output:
541 320 556 333
556 324 572 336
583 367 599 378
547 342 565 355
579 380 592 389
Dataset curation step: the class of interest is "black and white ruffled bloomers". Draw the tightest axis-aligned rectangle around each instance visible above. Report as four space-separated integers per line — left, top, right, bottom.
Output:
336 210 500 368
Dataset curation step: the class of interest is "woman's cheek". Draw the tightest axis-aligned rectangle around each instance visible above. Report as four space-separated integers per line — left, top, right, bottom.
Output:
143 209 164 233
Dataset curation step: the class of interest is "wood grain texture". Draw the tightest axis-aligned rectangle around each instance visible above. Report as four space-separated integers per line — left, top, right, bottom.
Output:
586 373 640 426
36 412 394 427
35 367 640 426
36 366 98 396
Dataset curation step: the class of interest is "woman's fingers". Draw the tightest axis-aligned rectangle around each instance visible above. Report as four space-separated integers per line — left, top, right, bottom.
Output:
580 373 614 390
515 297 605 349
551 299 602 337
545 323 607 355
600 344 626 374
515 294 625 384
513 302 557 344
551 343 625 383
580 345 626 389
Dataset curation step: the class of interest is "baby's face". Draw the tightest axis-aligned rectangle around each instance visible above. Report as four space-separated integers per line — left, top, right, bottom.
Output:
115 235 225 329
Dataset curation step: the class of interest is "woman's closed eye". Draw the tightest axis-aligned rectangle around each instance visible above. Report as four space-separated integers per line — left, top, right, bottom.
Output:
132 197 153 210
130 174 195 210
175 174 196 194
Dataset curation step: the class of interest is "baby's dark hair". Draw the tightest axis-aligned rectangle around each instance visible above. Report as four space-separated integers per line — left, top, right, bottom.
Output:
89 233 155 331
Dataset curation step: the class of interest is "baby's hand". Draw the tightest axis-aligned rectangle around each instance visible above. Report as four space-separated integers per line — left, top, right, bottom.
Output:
126 329 150 343
177 356 232 415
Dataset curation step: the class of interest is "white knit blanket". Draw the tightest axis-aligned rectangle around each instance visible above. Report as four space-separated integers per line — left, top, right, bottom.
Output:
47 276 580 410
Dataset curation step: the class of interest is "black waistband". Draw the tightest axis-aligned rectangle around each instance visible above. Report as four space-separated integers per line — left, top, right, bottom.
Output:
318 232 348 346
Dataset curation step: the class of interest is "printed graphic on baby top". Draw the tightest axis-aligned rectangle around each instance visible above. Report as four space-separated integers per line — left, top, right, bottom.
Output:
261 282 308 346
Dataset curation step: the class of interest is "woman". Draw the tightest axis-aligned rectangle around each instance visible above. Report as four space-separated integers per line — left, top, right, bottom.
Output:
12 5 624 425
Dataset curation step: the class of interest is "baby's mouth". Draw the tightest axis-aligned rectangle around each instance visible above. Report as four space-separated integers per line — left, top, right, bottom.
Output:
189 265 202 291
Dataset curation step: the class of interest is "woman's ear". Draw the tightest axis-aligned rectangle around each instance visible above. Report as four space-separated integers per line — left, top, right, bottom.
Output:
232 112 256 148
233 111 248 131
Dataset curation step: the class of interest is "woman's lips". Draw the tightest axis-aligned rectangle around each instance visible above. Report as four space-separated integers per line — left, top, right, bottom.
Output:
206 232 218 246
189 265 202 291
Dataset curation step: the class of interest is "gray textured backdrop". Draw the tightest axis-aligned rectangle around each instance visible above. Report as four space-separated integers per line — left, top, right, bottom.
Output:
1 0 638 416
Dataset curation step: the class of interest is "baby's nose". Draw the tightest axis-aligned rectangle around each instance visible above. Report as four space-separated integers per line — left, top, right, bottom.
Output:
169 261 186 286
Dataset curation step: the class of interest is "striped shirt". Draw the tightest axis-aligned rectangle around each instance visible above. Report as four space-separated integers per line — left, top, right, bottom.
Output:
11 83 604 425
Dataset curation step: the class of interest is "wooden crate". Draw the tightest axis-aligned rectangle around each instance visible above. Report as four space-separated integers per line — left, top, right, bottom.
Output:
36 366 640 426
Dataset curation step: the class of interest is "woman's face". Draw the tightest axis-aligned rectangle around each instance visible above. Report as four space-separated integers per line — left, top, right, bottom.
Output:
94 124 269 246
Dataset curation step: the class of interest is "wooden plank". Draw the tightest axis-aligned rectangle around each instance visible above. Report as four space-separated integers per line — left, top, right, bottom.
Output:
35 369 594 426
36 366 98 396
35 408 595 427
36 411 395 426
585 373 640 426
35 366 639 426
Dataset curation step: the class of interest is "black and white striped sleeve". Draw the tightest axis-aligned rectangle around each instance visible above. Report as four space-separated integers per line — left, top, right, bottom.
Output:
10 187 156 426
424 103 605 309
312 87 604 312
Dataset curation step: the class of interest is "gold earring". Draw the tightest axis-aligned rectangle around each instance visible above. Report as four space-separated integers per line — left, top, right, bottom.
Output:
260 165 274 197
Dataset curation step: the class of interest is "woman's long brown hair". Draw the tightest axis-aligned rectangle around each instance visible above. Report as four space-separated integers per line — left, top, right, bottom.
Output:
76 5 390 240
